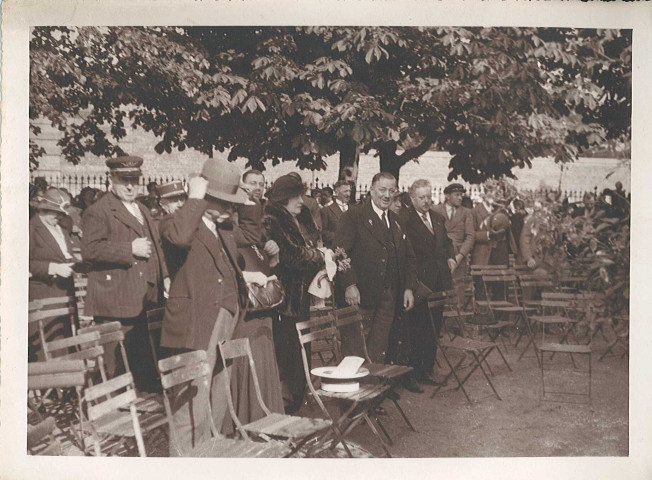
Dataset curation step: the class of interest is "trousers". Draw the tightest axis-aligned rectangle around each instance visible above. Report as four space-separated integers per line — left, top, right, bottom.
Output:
168 307 239 456
340 286 398 364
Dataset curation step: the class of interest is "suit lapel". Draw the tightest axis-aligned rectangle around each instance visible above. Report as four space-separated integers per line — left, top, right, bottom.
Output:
34 217 66 261
361 202 389 246
331 203 343 220
108 193 144 233
196 222 227 275
410 208 434 239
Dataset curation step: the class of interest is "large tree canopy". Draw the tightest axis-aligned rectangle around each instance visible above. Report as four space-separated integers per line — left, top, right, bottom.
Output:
30 26 631 183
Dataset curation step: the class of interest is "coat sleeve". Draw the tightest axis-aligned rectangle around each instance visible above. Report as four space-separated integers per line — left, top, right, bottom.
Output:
267 217 324 272
159 199 207 248
81 206 133 265
334 209 357 289
460 209 476 256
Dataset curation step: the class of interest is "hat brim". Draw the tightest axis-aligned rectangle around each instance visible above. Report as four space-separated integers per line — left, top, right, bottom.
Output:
206 188 248 205
159 192 188 199
265 184 305 203
111 170 142 178
30 201 69 215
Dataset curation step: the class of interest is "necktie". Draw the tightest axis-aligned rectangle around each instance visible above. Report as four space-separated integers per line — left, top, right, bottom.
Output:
125 202 144 225
421 212 434 234
381 211 389 230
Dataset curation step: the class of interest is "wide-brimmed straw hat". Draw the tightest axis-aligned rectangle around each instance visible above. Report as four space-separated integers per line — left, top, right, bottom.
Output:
30 187 71 215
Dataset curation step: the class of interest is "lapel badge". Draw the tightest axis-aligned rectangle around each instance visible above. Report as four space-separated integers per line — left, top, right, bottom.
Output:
368 219 373 226
105 274 112 281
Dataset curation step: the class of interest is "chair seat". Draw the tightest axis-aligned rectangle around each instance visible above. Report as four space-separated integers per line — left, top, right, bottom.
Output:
481 320 513 329
530 315 578 324
244 413 331 439
539 343 591 354
492 306 528 313
188 436 290 458
365 363 412 380
440 337 496 353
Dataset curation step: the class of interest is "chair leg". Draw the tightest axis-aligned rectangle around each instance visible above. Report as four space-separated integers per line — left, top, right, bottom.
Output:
431 350 472 405
372 414 393 445
362 413 392 458
389 396 416 432
472 351 502 401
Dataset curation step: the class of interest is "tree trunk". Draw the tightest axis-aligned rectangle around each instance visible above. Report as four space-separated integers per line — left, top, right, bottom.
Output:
339 138 360 202
377 138 436 185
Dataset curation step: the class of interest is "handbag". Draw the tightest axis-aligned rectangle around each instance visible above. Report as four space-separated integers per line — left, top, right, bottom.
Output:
239 244 285 314
412 280 433 306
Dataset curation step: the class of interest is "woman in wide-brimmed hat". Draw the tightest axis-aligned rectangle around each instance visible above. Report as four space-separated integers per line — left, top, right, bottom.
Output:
263 173 326 414
29 187 79 361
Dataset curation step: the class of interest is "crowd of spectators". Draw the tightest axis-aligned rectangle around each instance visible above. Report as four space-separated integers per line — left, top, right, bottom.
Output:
28 159 629 455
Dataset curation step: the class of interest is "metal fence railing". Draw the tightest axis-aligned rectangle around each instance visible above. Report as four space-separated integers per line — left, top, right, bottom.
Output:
30 171 596 205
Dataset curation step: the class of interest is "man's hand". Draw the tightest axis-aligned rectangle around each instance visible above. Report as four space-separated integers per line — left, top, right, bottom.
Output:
527 258 537 269
403 289 415 311
188 175 208 200
345 285 360 307
163 277 171 298
263 240 280 257
448 258 457 272
50 262 74 278
132 237 152 258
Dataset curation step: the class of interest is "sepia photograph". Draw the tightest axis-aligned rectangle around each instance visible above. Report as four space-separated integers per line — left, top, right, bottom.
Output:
2 1 651 479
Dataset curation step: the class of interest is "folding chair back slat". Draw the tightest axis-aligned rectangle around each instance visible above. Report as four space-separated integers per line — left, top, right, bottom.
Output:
85 372 134 402
79 321 122 337
160 362 212 390
332 306 361 327
158 350 207 372
59 345 105 363
299 326 339 345
296 313 334 331
87 389 138 422
47 331 101 355
29 371 87 390
28 359 85 375
29 307 76 323
218 337 252 361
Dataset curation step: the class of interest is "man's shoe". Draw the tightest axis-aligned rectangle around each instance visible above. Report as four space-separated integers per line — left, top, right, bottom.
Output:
401 376 424 394
416 372 437 386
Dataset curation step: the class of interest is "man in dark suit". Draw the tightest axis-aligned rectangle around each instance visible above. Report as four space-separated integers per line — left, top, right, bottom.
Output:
81 156 169 392
402 180 455 386
159 158 249 456
335 172 417 366
321 180 352 248
432 183 475 307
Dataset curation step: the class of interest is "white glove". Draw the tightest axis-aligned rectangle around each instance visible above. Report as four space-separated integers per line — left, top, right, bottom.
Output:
49 262 74 278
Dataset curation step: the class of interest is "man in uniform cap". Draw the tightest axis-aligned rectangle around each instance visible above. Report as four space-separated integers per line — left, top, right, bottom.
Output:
81 156 169 393
159 157 249 456
157 180 187 216
432 183 475 307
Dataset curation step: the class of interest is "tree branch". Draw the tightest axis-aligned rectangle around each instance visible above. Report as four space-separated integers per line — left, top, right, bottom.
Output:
397 135 436 163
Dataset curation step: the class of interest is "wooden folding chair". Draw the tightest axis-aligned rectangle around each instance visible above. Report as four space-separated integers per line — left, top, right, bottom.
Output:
28 359 87 452
428 292 508 405
28 296 78 360
84 372 151 456
218 337 332 456
158 350 291 458
308 307 339 367
295 316 392 458
78 322 164 414
331 305 416 441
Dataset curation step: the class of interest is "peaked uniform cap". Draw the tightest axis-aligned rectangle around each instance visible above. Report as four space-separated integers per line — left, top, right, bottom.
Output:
157 181 187 199
106 156 143 177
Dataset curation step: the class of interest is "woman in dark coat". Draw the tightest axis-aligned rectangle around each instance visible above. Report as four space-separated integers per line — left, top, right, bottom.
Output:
29 188 79 361
263 174 325 414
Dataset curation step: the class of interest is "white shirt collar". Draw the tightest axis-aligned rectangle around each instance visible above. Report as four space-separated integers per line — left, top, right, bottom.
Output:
482 201 493 213
323 200 334 207
370 200 387 221
202 216 217 236
40 216 73 259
